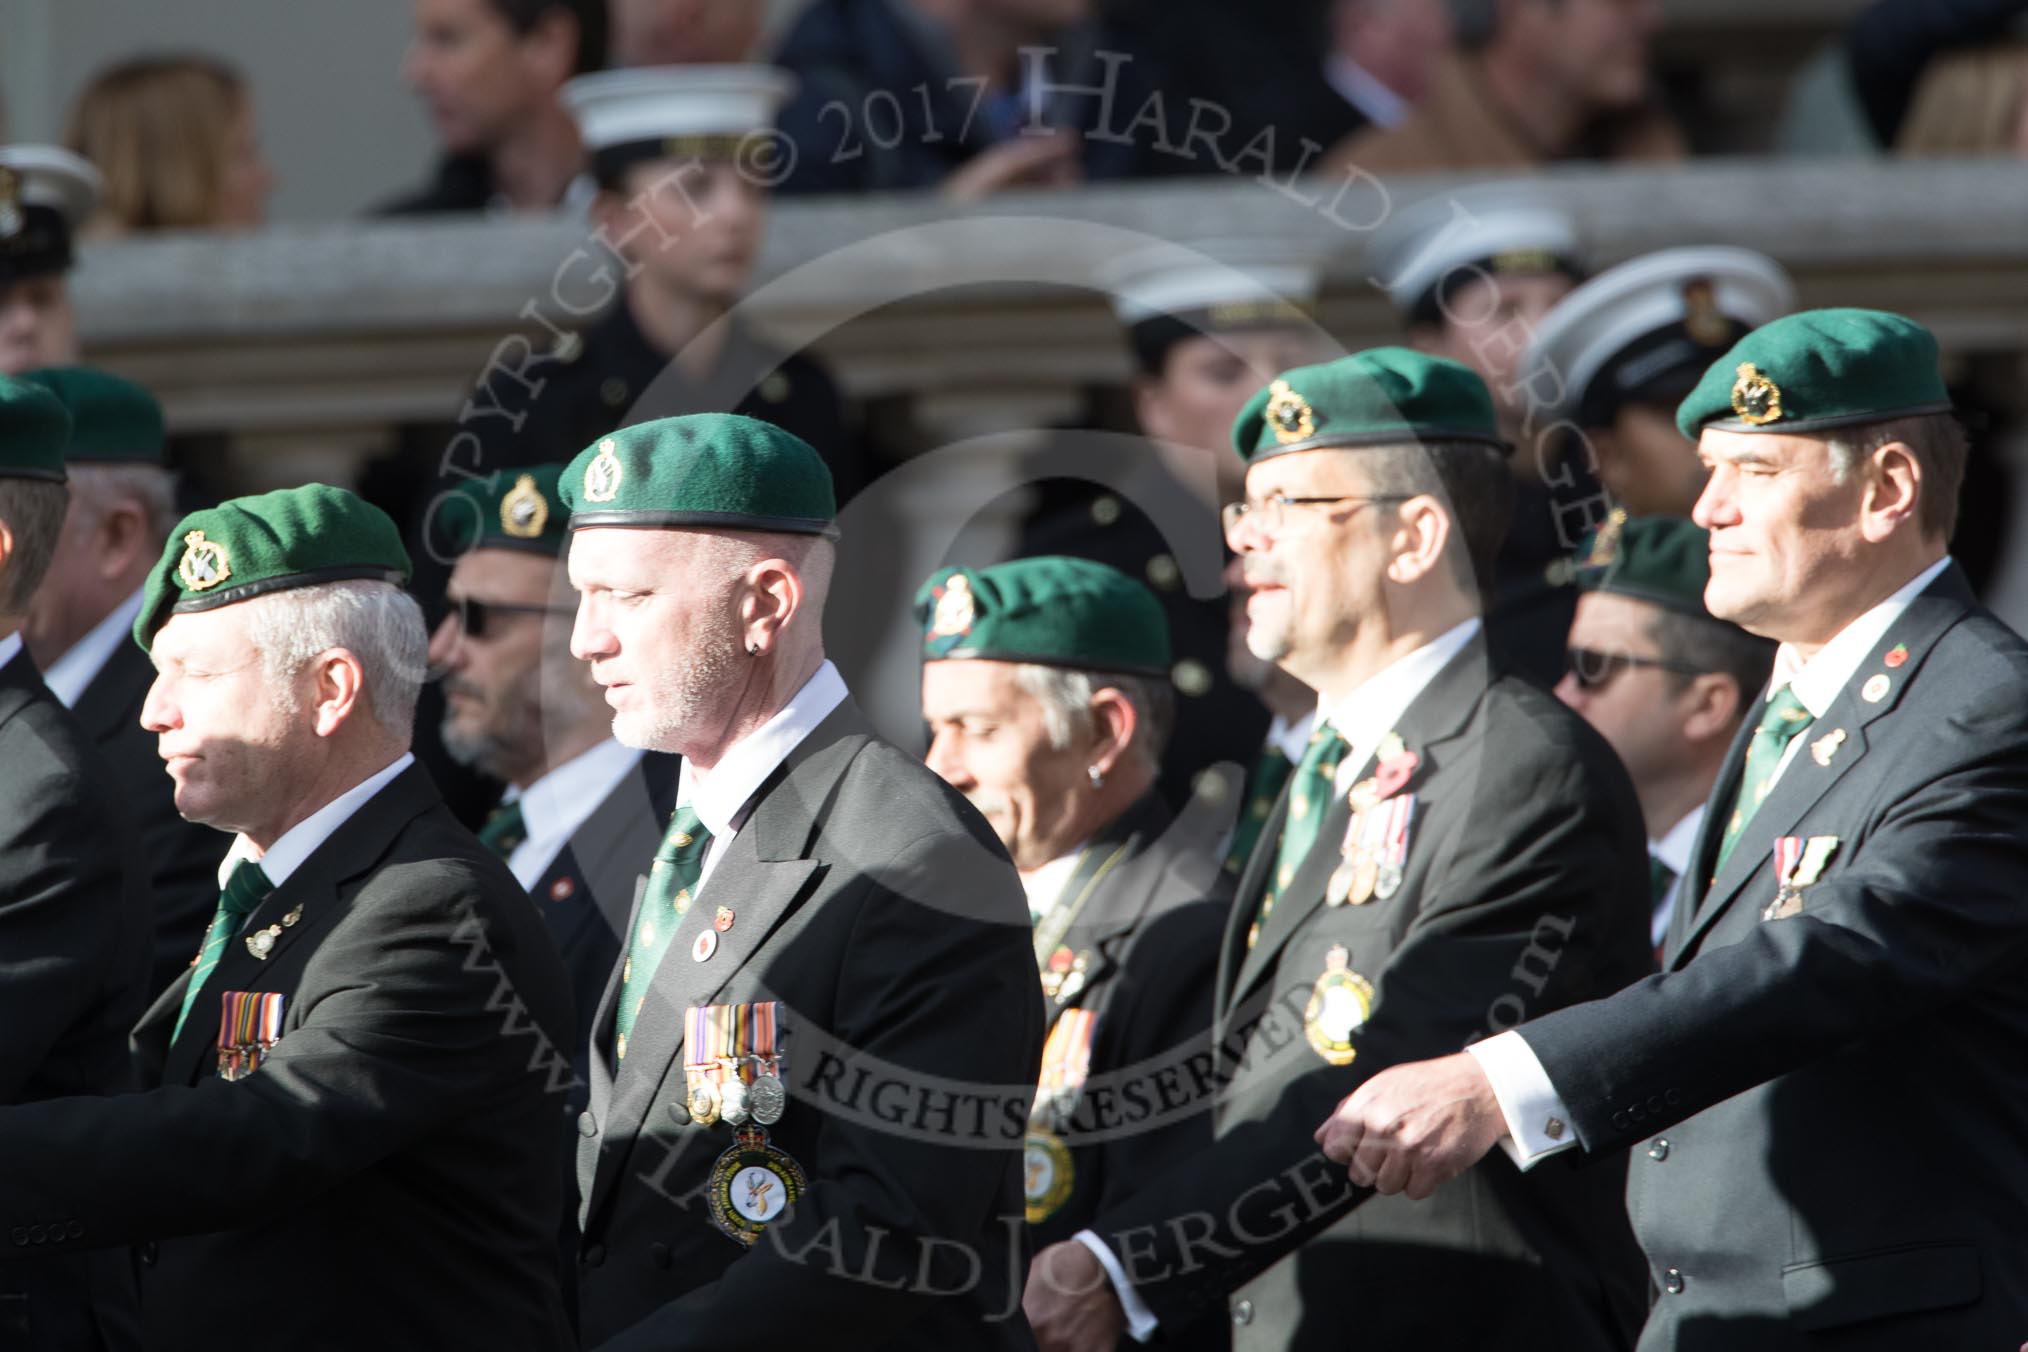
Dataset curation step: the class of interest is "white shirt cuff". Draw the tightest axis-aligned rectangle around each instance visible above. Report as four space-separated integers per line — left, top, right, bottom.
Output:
1466 1031 1581 1170
1073 1229 1159 1342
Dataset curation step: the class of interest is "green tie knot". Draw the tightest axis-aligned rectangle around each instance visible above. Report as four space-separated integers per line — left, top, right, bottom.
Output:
477 799 527 858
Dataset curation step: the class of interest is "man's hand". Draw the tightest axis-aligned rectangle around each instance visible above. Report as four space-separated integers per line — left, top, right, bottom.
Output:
1023 1238 1127 1352
1313 1051 1508 1200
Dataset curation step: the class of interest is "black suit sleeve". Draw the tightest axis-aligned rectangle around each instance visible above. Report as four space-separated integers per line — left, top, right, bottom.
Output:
0 861 564 1246
1083 717 1650 1331
1520 679 2028 1157
0 725 145 1102
597 828 1045 1351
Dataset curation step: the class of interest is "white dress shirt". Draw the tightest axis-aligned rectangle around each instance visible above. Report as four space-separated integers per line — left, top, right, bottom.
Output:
1470 555 1956 1168
681 660 848 896
42 587 145 709
1265 707 1319 765
1325 54 1410 128
218 753 416 893
0 632 21 674
504 738 644 890
1020 851 1083 925
1649 806 1704 950
1078 617 1482 1340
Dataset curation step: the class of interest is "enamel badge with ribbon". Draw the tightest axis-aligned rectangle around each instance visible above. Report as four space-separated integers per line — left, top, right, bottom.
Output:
1025 1008 1097 1225
1304 945 1374 1066
1763 835 1839 921
685 1001 800 1244
216 990 285 1081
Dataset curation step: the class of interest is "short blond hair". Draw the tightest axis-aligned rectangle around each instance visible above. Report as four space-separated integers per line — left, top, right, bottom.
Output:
1895 43 2028 156
66 55 247 232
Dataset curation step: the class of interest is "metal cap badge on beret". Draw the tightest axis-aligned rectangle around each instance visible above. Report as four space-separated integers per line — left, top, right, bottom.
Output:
0 374 72 482
21 366 167 465
1232 348 1506 463
1523 247 1795 429
916 556 1172 678
135 485 412 651
1575 512 1716 618
1675 308 1953 440
0 145 102 284
432 464 569 557
560 413 837 536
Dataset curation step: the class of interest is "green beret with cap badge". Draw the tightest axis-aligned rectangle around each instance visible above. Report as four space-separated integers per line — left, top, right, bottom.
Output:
20 365 166 465
1231 348 1506 463
1575 513 1715 618
432 464 569 557
916 556 1171 678
0 374 72 482
135 484 411 651
559 413 836 536
1675 308 1953 440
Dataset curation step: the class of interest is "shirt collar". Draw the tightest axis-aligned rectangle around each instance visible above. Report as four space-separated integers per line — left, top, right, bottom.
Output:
1020 849 1084 920
1325 54 1410 128
1319 618 1481 782
1265 707 1319 763
0 632 21 672
519 738 643 844
1776 556 1952 719
1653 804 1704 873
219 752 415 889
678 661 849 841
42 586 145 709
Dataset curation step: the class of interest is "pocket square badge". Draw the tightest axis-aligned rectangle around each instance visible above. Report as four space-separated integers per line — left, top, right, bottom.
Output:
1763 835 1839 921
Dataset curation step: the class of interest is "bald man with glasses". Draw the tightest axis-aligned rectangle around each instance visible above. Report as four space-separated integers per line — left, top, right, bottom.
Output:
1553 514 1774 958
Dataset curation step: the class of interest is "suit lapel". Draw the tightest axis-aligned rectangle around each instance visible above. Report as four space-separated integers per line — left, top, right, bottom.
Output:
583 708 865 1228
1039 794 1176 1029
1673 571 1974 961
159 765 440 1086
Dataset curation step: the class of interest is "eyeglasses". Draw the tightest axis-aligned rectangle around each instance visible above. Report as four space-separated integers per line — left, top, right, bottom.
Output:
441 595 575 641
1563 646 1706 693
1220 493 1410 544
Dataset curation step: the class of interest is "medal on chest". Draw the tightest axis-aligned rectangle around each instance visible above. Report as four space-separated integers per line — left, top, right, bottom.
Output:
684 1001 800 1244
1025 1007 1098 1224
1326 734 1419 908
1303 944 1375 1067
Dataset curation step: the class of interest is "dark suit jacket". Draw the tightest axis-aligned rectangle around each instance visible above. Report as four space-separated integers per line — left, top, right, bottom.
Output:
0 650 149 1352
67 636 229 994
1085 637 1652 1351
575 700 1044 1351
0 763 577 1351
1520 565 2028 1350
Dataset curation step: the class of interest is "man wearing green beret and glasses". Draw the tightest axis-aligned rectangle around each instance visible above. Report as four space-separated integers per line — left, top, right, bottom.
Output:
557 414 1041 1350
0 482 578 1348
19 365 234 997
1027 349 1651 1352
917 556 1230 1351
0 374 151 1349
1555 514 1774 962
1321 309 2028 1349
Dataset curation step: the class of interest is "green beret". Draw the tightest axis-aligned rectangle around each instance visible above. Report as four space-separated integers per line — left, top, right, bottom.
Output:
0 374 72 482
19 366 166 464
916 556 1171 678
558 414 835 535
1675 308 1952 439
1575 512 1713 618
136 484 412 651
1231 347 1505 463
432 464 569 557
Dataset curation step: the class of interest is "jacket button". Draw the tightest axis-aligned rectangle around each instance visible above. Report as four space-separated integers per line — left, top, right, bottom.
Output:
1610 1110 1629 1130
668 1102 691 1126
1648 1138 1669 1161
1663 1268 1685 1295
1629 1104 1647 1124
581 1243 606 1268
578 1111 598 1138
65 1221 84 1239
650 1242 672 1270
1666 1088 1682 1106
1232 1298 1254 1326
9 1228 25 1247
139 1242 158 1266
28 1225 45 1244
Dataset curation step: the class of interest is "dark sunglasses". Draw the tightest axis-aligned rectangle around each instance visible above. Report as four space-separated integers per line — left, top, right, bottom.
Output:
1564 646 1705 693
442 595 575 640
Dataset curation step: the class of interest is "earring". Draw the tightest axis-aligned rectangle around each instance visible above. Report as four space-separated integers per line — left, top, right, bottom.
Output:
748 642 760 657
1087 766 1105 789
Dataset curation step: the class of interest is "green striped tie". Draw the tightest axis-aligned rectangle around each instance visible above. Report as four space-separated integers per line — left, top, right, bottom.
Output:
1247 727 1349 948
613 805 711 1060
477 799 527 858
1224 742 1296 878
1715 684 1814 874
174 858 273 1041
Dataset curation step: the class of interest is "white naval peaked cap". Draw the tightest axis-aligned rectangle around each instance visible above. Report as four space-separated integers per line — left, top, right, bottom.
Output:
1365 184 1583 321
0 145 103 232
1522 246 1797 426
1099 239 1323 327
561 64 797 150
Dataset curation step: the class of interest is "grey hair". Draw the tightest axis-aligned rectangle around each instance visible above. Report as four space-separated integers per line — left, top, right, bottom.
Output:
68 463 181 542
1013 664 1174 768
1822 413 1967 541
240 580 427 742
0 479 71 612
